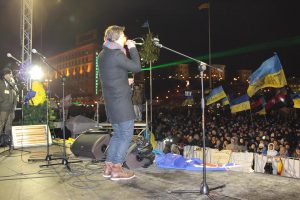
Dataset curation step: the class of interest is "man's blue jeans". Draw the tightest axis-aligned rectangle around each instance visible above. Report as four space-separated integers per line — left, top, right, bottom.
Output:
106 119 134 164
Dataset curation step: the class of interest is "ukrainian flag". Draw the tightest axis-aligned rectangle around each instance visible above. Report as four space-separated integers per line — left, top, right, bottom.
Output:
221 96 229 106
247 54 287 97
291 93 300 108
230 94 251 113
206 86 227 105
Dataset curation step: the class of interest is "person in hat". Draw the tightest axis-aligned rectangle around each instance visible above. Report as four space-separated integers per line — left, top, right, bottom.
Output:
0 67 18 146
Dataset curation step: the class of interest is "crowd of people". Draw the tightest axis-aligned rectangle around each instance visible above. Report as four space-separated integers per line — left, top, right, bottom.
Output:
152 105 300 159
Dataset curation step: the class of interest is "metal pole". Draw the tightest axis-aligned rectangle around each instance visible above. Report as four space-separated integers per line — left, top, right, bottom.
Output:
96 101 99 127
249 108 254 128
200 69 209 195
150 61 153 133
145 100 149 139
208 2 212 89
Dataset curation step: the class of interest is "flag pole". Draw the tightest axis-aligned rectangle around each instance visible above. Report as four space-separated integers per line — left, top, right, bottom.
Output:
264 113 267 123
249 108 254 128
146 20 153 133
208 1 212 89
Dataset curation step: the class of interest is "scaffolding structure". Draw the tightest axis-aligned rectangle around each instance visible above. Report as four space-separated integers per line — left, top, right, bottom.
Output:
21 0 33 89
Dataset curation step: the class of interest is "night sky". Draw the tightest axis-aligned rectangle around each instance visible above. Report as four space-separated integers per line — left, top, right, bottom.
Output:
1 0 300 77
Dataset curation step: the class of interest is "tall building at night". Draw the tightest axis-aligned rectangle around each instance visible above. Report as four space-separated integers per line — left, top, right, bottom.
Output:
175 64 190 80
47 43 100 104
288 76 300 92
230 69 252 95
237 69 252 83
210 64 226 87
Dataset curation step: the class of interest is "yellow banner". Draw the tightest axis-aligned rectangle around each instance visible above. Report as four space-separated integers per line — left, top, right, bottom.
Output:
150 132 156 149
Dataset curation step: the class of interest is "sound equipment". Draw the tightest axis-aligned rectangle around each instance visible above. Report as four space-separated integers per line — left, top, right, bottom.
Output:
70 129 111 160
70 129 155 169
12 125 52 148
124 138 155 169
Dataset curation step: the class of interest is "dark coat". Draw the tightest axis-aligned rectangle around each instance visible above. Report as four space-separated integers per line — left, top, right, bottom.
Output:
132 86 143 105
99 47 141 123
0 79 18 112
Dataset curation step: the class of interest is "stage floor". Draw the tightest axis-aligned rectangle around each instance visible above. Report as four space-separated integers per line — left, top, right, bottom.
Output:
0 145 299 200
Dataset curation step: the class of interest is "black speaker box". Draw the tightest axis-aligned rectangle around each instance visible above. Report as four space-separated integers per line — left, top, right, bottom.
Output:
71 129 154 169
70 130 111 160
124 142 155 169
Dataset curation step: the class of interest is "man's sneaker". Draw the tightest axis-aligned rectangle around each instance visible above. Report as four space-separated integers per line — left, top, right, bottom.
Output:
103 162 113 178
110 163 135 181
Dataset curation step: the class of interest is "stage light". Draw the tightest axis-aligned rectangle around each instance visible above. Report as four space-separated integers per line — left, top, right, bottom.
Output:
28 65 44 80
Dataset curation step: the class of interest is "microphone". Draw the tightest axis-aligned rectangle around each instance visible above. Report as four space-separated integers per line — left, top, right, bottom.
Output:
32 48 46 59
7 53 22 64
133 42 144 46
198 61 223 72
132 37 144 46
152 38 162 48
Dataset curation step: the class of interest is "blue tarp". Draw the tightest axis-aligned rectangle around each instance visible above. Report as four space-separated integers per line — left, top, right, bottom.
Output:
155 153 233 171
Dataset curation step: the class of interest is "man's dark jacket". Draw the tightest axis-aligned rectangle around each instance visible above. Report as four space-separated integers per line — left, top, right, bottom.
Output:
0 79 17 112
99 47 141 123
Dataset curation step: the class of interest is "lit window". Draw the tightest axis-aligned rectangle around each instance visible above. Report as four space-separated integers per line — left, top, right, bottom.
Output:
66 68 70 77
87 64 91 72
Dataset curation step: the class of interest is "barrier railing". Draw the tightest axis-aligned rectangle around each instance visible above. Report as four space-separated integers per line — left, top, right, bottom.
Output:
155 141 300 178
254 154 300 178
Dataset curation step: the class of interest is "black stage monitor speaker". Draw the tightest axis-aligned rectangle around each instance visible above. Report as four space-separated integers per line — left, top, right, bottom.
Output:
124 140 155 169
70 129 111 160
71 130 155 169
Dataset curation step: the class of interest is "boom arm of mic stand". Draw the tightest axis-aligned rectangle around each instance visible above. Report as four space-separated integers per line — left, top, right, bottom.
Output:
39 57 65 79
155 43 221 72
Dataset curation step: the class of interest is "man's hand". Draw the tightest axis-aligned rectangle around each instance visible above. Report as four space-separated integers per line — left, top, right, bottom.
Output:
126 40 136 49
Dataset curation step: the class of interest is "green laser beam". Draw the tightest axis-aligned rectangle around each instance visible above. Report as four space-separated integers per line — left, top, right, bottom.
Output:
141 35 300 71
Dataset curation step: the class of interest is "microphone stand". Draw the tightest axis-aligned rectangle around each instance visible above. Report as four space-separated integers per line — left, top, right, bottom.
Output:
153 41 225 196
27 58 54 163
31 51 80 171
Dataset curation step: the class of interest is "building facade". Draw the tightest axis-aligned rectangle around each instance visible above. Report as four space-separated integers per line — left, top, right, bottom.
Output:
48 43 100 104
288 76 300 92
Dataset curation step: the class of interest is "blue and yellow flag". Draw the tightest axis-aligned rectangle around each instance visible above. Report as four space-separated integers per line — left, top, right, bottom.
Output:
247 54 287 97
291 93 300 109
221 96 229 106
206 86 226 105
230 94 251 113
